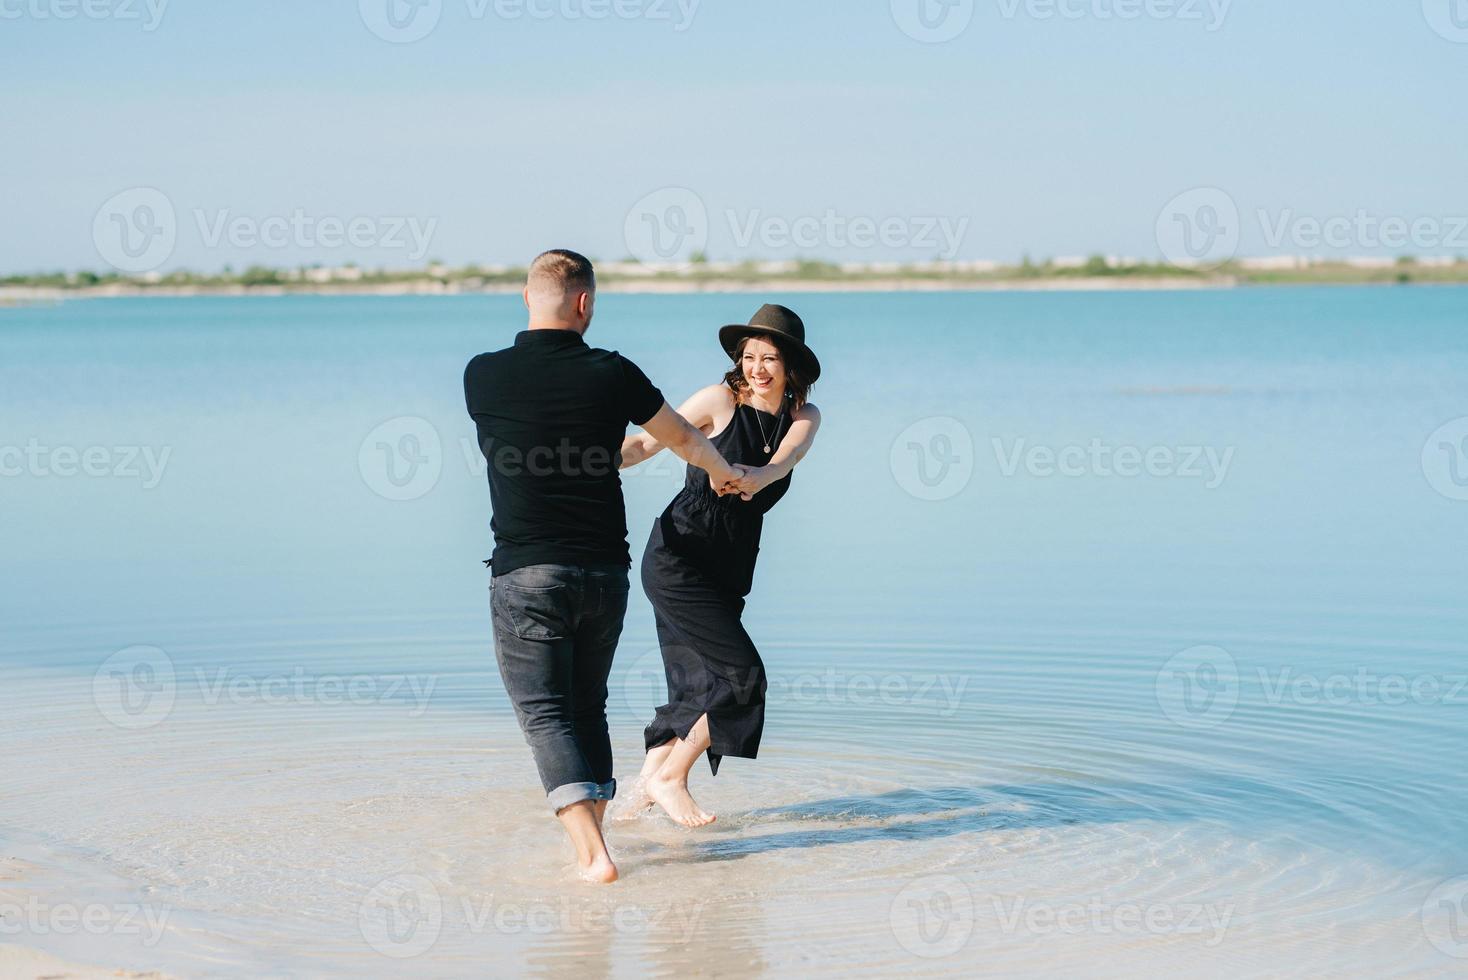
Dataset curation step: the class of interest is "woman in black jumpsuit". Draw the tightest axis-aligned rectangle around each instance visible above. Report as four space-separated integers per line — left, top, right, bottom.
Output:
617 305 822 827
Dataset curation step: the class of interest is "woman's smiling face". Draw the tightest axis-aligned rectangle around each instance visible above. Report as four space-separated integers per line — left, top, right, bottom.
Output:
740 336 786 398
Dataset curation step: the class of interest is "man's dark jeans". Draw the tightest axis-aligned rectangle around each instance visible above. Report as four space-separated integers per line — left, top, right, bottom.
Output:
491 562 629 812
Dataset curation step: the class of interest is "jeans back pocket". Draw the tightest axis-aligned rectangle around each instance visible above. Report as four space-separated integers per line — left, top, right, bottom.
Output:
493 568 576 642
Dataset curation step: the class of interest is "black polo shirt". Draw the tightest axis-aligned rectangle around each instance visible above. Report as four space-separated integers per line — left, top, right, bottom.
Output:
464 329 665 576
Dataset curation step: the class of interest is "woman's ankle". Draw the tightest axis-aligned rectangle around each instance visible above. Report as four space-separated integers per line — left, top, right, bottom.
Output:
649 768 687 787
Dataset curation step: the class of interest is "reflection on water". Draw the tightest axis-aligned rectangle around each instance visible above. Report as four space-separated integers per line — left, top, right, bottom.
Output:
2 291 1467 976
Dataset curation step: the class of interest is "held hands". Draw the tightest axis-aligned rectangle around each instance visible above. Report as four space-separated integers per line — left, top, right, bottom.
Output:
712 464 767 501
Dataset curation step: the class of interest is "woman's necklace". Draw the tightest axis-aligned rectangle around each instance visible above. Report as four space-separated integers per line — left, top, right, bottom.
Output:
750 396 786 455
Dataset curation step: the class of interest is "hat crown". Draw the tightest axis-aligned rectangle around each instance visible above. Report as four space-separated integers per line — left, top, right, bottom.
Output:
748 304 806 344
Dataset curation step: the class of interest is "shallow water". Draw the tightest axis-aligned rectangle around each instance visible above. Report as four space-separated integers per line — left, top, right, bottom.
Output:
2 289 1467 976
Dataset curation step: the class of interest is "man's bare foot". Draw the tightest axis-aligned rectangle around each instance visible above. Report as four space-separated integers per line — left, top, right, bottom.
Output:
578 856 619 884
647 773 716 828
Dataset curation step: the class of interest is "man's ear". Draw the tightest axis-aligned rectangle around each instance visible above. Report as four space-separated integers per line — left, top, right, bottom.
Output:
522 286 532 311
577 291 593 319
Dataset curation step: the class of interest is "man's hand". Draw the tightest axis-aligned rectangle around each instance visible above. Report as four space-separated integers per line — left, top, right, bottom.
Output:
710 462 745 494
717 465 766 500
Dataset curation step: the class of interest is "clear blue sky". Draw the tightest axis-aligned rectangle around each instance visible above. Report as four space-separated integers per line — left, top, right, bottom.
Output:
3 0 1465 273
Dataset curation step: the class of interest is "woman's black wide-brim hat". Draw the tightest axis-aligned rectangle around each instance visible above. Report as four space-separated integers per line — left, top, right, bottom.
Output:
718 304 821 384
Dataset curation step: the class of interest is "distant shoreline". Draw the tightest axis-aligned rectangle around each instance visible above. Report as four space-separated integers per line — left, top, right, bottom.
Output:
6 270 1468 305
0 276 1234 303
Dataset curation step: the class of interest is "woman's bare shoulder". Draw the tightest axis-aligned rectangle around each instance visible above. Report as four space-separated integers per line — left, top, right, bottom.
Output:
794 402 822 424
692 383 736 409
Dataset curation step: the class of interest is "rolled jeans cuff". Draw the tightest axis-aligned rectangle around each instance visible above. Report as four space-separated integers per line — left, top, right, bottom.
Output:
547 779 617 813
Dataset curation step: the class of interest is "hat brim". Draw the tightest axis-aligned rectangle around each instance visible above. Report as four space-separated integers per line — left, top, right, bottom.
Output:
719 324 821 384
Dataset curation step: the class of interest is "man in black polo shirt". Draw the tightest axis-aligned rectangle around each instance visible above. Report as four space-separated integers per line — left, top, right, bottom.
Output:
464 249 741 883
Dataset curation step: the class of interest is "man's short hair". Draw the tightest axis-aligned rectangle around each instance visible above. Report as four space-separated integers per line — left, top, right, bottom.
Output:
527 249 595 298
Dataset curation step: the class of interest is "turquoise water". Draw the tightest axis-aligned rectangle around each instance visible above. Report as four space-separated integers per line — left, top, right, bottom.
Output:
2 289 1466 976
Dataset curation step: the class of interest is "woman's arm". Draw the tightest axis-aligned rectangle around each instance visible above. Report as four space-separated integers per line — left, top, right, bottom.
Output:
619 384 733 470
730 403 822 499
618 430 661 469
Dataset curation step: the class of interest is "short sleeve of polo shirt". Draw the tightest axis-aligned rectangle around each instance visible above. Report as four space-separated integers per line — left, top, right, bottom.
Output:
618 355 665 426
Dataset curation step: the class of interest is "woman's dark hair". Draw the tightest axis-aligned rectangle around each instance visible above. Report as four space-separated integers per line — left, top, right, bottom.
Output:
723 333 812 411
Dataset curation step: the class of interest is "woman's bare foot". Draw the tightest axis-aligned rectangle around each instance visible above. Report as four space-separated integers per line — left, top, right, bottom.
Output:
578 855 619 884
608 777 657 823
640 741 675 779
647 772 716 828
